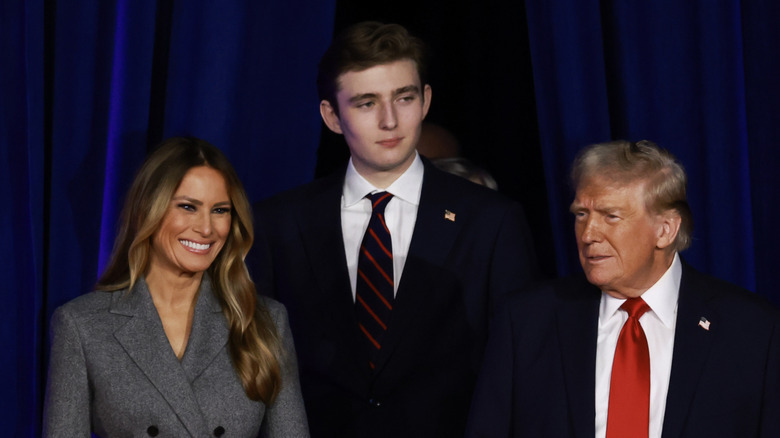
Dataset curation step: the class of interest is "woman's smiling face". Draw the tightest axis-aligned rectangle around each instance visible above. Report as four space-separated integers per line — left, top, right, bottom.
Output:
149 166 232 278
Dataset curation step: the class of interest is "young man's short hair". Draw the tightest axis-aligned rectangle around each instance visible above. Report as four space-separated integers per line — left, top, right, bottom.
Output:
317 21 428 114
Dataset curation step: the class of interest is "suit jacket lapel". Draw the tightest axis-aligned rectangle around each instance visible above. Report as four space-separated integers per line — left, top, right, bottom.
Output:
372 162 460 373
297 173 371 390
180 275 228 382
111 278 208 436
556 280 600 438
661 263 715 437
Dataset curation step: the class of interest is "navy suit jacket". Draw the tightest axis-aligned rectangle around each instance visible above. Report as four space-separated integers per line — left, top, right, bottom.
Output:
466 261 780 437
248 159 537 437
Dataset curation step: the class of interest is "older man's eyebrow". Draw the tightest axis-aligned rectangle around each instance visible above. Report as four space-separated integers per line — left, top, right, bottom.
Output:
569 201 585 213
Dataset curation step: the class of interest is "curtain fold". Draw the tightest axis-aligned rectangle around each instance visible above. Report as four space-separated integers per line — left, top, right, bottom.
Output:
4 1 335 435
525 0 612 275
4 0 779 434
1 1 45 434
528 0 766 298
742 0 780 304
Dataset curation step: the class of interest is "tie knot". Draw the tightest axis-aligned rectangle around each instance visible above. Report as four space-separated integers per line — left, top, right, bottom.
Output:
620 297 650 319
368 192 394 214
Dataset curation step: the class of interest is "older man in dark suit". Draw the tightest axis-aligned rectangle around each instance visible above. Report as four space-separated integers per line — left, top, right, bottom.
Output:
467 140 780 437
248 22 537 437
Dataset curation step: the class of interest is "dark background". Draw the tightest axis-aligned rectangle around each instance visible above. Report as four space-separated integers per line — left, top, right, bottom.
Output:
3 0 779 435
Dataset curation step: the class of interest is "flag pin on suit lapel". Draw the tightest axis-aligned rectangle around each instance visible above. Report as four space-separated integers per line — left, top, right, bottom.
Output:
698 317 711 331
444 210 456 222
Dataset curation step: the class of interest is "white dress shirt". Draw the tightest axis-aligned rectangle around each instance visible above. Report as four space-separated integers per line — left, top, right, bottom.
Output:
341 153 424 299
595 253 682 438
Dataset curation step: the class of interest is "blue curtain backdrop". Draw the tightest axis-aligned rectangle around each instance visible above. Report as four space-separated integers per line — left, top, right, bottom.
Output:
1 0 334 435
3 0 780 435
527 0 780 303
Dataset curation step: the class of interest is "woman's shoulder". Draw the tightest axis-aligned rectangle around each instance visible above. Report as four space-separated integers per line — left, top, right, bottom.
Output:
55 289 122 317
257 294 287 320
49 289 129 338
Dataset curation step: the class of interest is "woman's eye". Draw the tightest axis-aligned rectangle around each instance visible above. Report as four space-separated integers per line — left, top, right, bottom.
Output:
213 207 232 215
178 203 196 212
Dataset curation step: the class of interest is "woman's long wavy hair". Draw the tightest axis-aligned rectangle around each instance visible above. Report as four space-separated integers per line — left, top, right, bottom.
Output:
97 137 282 403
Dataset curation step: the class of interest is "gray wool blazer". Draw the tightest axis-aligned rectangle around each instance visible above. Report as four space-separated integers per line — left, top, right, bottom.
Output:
43 275 309 437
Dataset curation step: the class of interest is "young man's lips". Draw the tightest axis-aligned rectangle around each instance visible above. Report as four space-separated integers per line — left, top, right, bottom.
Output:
376 137 403 147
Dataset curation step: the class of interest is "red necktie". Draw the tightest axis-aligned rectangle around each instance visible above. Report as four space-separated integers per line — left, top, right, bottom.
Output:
355 192 394 370
606 297 651 438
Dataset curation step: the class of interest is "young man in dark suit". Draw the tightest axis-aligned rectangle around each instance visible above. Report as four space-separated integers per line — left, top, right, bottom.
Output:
248 22 537 437
467 140 780 437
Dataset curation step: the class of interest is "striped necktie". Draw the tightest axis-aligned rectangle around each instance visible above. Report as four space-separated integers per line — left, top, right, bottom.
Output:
355 191 394 370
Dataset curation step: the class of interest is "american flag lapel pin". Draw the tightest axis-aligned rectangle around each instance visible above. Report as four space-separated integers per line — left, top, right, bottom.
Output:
444 210 456 222
698 317 711 331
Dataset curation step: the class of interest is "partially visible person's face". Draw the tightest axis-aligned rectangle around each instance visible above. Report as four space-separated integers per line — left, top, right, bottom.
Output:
320 59 431 186
571 176 669 299
149 166 232 278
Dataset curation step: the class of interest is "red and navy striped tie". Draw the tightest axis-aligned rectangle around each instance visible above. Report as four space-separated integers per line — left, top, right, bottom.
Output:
355 191 394 369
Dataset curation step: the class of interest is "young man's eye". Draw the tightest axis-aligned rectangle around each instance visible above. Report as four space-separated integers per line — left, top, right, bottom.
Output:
357 101 374 109
398 95 416 103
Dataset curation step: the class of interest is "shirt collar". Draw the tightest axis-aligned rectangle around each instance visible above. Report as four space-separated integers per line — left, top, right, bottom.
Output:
599 252 682 328
342 153 424 207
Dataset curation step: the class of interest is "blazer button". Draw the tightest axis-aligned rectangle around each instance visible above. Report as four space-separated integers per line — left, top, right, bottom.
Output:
368 398 382 408
146 425 159 436
213 426 225 436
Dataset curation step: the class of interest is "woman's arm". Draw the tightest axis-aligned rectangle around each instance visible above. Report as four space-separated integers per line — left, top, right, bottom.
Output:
43 306 91 437
260 302 310 438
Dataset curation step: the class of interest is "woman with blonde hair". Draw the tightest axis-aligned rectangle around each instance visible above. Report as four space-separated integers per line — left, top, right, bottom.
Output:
43 137 308 437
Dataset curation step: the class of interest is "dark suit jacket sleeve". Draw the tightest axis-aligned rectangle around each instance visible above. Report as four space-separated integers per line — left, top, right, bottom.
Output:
465 298 515 437
43 306 91 437
488 201 538 311
761 314 780 436
260 301 310 438
249 211 276 299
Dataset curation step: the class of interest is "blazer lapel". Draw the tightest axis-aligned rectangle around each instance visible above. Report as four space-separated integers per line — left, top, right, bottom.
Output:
180 275 228 382
297 174 371 391
661 264 715 437
372 163 461 374
111 278 208 437
556 280 600 438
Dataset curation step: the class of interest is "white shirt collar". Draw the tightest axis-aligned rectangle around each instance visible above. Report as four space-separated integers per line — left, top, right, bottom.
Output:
599 253 682 328
342 153 424 207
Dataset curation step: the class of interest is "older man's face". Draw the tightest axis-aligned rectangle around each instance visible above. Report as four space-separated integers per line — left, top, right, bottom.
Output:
570 176 669 299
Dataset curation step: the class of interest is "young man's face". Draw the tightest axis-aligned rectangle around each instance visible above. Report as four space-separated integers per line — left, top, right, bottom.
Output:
320 59 432 186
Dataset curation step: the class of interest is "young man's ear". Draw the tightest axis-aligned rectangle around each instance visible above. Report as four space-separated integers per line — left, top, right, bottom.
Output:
320 100 343 134
422 84 432 120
